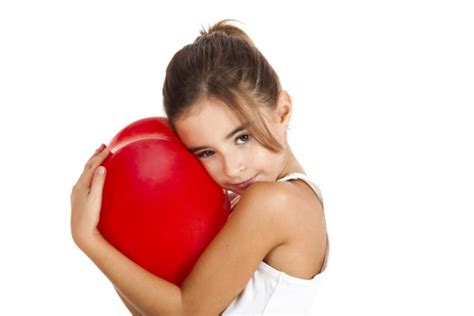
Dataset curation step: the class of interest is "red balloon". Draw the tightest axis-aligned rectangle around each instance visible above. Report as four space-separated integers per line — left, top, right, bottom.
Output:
97 117 231 286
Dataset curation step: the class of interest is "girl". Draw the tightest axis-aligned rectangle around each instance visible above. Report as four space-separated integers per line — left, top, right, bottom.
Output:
71 19 329 315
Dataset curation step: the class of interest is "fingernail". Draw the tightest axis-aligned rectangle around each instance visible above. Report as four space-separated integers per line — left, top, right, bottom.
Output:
97 166 105 175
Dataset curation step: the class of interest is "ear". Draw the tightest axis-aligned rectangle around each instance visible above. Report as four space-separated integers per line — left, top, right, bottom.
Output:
274 90 292 128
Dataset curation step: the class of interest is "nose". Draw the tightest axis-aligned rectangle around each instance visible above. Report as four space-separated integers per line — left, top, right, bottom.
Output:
222 154 246 179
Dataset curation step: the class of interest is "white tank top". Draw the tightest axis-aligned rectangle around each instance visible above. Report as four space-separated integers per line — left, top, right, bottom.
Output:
222 172 330 315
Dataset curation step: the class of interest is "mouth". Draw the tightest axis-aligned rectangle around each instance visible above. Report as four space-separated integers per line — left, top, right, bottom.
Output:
231 175 258 191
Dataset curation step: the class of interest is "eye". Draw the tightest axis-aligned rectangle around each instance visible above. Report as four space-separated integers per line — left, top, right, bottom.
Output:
236 133 250 144
197 150 214 159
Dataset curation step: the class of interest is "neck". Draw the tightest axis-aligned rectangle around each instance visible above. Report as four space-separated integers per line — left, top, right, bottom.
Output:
276 147 305 181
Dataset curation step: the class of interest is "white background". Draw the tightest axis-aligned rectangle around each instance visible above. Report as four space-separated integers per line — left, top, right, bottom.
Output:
1 1 473 315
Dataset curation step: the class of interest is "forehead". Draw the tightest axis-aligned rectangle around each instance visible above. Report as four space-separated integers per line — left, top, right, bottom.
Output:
174 99 243 145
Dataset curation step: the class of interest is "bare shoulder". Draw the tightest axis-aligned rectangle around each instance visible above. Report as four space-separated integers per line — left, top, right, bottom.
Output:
241 180 327 278
233 181 309 244
180 180 325 314
239 180 322 219
180 182 299 314
240 181 292 205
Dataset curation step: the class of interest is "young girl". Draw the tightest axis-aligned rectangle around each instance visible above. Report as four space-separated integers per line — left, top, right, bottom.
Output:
71 19 329 315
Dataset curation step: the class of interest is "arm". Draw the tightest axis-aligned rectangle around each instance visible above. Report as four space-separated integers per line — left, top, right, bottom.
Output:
180 182 291 314
76 182 291 315
115 287 143 316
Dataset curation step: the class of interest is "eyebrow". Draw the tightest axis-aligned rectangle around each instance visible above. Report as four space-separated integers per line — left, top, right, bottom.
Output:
187 122 250 153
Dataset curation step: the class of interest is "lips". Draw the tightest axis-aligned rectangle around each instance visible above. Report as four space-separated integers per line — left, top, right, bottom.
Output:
232 175 257 191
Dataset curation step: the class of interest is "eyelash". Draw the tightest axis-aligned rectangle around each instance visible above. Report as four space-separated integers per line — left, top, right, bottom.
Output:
197 134 250 159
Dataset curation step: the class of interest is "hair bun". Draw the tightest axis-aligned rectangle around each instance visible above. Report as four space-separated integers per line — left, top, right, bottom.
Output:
198 19 255 47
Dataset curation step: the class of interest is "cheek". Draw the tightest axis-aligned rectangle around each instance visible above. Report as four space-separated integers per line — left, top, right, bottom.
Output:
199 160 222 183
247 144 275 168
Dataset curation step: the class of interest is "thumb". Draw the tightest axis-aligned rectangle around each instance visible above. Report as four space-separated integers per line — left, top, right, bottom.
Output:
90 166 106 199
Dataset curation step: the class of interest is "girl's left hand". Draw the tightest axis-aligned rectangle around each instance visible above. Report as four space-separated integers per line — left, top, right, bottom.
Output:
70 144 112 248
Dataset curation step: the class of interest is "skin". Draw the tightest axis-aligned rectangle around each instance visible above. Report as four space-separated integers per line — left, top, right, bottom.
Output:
173 90 305 194
70 90 327 315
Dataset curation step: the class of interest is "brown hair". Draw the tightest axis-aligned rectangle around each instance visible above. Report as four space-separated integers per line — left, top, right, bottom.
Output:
163 19 284 153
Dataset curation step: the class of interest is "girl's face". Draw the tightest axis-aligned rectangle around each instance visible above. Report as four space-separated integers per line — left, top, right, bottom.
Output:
174 96 291 195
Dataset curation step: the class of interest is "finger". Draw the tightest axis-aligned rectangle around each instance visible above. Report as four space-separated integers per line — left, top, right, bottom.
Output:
90 166 106 204
84 144 112 168
77 146 112 189
93 144 106 155
85 144 107 169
